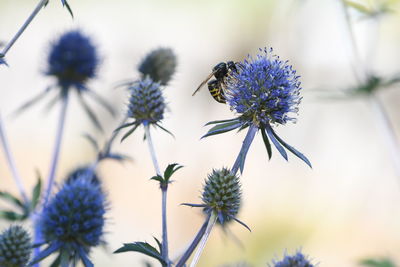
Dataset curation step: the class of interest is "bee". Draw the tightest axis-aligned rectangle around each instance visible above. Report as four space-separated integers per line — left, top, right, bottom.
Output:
192 61 239 104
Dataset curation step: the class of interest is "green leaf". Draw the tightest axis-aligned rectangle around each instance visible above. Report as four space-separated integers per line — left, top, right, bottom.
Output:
0 210 26 221
62 0 74 18
150 175 164 183
114 242 166 267
163 163 183 181
360 258 396 267
344 0 370 14
114 122 136 133
0 191 24 208
31 174 42 210
153 237 162 255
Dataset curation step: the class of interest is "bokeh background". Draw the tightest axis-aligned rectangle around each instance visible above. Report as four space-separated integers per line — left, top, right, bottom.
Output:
1 0 400 266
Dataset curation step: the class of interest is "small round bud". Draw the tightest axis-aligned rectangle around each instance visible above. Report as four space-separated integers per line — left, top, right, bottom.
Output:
138 48 177 85
202 168 241 225
65 165 99 185
0 225 31 267
128 77 166 125
47 30 99 90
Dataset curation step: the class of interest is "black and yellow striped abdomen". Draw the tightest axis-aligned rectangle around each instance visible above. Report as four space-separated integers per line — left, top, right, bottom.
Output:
207 79 226 103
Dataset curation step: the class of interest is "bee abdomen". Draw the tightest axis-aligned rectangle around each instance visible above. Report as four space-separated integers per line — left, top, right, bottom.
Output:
207 80 226 104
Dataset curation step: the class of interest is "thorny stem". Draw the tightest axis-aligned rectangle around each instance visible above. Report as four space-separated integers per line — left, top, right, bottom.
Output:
175 214 210 267
0 0 49 57
370 95 400 187
144 124 170 266
43 95 69 205
339 0 365 82
0 113 29 203
231 124 258 175
189 212 217 267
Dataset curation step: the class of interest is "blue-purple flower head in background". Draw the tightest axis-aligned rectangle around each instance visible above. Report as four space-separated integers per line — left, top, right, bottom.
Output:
47 30 98 92
14 29 115 130
203 47 311 173
31 176 106 266
270 251 315 267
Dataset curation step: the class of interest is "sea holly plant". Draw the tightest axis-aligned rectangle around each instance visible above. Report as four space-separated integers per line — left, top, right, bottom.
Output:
203 47 311 174
269 251 315 267
114 48 179 267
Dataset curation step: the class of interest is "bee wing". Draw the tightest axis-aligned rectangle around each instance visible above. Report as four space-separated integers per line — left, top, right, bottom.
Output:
192 71 216 96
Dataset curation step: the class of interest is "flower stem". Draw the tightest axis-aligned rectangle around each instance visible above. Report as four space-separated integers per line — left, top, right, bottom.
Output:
43 95 69 205
339 0 365 82
0 113 29 204
175 214 210 267
370 95 400 186
0 0 49 57
189 212 217 267
231 124 258 175
144 124 170 265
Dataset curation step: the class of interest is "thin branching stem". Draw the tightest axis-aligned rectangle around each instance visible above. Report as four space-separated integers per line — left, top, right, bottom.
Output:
144 124 170 266
0 0 49 57
339 0 365 82
189 212 217 267
175 214 210 267
370 95 400 187
0 113 29 203
43 95 69 205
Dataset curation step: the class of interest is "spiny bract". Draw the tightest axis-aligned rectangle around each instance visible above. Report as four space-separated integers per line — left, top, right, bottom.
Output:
202 168 241 225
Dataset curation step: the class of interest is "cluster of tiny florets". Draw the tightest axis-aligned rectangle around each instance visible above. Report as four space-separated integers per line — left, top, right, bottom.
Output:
138 48 177 85
202 168 241 224
47 30 98 90
0 225 31 267
226 47 302 126
128 77 166 125
271 252 314 267
39 177 106 250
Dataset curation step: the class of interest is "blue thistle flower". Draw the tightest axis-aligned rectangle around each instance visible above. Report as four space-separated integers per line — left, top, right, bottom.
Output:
138 48 177 86
65 165 99 185
183 168 249 230
31 176 106 266
115 76 172 142
14 30 115 130
270 251 315 267
203 48 311 173
0 225 31 267
47 30 98 92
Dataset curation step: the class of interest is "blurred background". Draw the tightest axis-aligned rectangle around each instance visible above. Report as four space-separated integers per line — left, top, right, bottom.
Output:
1 0 400 266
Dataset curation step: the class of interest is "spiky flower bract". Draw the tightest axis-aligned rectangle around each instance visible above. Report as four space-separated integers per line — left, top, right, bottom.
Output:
0 225 31 267
183 168 249 230
138 48 177 85
203 48 311 172
32 176 106 266
116 76 172 141
47 30 98 92
202 168 241 225
271 251 315 267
